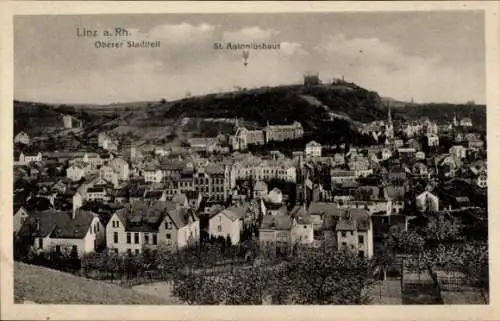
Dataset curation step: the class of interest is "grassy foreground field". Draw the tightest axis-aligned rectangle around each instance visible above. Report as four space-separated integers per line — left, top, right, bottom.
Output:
14 262 175 304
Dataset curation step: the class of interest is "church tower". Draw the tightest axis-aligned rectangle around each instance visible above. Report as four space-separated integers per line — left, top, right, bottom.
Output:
385 103 394 139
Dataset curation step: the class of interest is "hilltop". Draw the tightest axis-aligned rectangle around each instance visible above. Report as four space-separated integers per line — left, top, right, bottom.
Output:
13 81 486 146
14 262 175 304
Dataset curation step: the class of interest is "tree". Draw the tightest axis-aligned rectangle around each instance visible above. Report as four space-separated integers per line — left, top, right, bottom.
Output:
420 214 462 244
384 226 425 255
273 246 376 304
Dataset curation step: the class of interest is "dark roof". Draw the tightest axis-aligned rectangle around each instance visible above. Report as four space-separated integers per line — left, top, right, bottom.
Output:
335 210 370 231
87 187 105 193
113 201 195 232
260 214 292 230
218 205 249 222
144 190 164 199
384 186 406 200
19 210 96 239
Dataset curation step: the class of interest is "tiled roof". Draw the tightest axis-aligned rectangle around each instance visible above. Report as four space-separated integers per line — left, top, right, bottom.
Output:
19 209 96 239
254 181 267 192
218 204 249 222
260 214 292 230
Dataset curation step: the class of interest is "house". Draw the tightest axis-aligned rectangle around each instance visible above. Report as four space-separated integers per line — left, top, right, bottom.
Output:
476 171 487 188
259 214 293 254
209 205 250 245
460 117 473 127
427 134 440 148
330 170 357 185
63 115 82 129
412 162 429 178
348 157 373 177
415 151 425 160
108 158 130 181
82 152 103 168
14 131 30 145
388 166 407 183
290 207 314 245
449 145 467 160
384 186 406 214
18 209 105 257
335 209 373 258
142 166 163 183
17 152 43 165
305 141 322 157
381 148 392 161
13 206 30 234
253 181 268 199
415 191 439 213
468 139 485 150
66 164 88 181
99 164 119 188
106 201 199 254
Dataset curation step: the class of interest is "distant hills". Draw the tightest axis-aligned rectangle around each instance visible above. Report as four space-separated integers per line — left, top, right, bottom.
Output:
13 81 486 145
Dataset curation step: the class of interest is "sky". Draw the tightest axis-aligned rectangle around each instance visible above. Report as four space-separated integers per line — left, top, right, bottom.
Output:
14 11 485 105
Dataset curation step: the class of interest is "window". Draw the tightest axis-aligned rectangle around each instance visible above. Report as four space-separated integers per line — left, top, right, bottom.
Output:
114 248 118 254
113 232 119 243
38 238 43 249
358 235 364 244
134 233 139 244
135 249 140 255
97 224 99 232
166 233 171 239
217 225 222 232
152 234 158 245
126 232 131 244
341 231 346 237
358 250 365 258
55 245 61 254
144 233 149 244
164 222 169 229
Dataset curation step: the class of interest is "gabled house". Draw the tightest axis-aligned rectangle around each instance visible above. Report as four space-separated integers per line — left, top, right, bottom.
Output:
253 181 268 199
449 145 467 160
384 185 406 214
209 204 250 245
460 117 473 127
305 141 322 157
106 201 199 254
17 209 105 256
142 166 163 183
66 164 89 181
335 209 373 258
14 131 30 145
259 213 293 253
13 206 30 234
415 191 439 213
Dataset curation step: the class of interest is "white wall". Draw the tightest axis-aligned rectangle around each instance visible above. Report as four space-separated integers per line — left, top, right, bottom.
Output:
209 213 240 245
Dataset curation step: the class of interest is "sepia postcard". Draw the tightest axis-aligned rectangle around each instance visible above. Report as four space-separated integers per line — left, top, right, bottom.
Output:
1 1 499 320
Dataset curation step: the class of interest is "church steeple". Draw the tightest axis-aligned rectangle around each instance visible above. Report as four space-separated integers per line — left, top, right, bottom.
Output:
387 103 392 125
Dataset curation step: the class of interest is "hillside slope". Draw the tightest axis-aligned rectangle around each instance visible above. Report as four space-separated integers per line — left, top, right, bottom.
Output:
14 262 175 304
